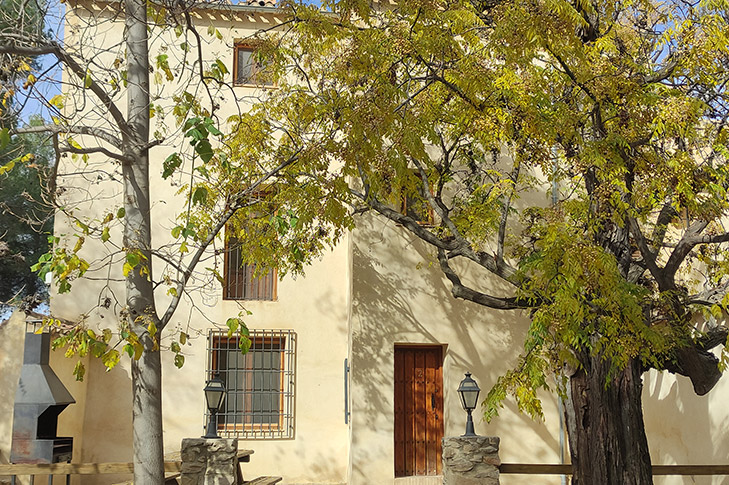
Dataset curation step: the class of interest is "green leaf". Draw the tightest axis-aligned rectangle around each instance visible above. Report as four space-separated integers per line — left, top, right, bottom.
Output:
192 186 208 206
174 354 185 368
126 252 140 266
171 341 181 353
117 207 125 218
0 128 10 150
123 343 134 358
73 361 86 381
101 227 110 242
163 153 182 179
215 59 229 76
84 72 93 89
180 332 188 345
102 350 120 370
195 139 214 163
226 317 239 337
238 336 252 354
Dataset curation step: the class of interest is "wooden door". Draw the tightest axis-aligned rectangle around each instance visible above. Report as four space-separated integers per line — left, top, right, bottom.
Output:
394 346 443 477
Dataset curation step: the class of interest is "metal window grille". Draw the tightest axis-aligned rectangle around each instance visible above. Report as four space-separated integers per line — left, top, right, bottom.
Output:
223 240 276 301
207 329 295 439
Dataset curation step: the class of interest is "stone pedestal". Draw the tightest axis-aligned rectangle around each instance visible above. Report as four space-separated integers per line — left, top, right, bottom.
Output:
180 438 238 485
442 436 500 485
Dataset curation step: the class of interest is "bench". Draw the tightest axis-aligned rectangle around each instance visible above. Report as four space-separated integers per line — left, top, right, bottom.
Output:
241 477 283 485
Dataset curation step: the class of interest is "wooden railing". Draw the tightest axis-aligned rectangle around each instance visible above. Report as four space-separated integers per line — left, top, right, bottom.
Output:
0 450 254 484
4 461 729 481
0 462 181 485
499 463 729 475
0 463 180 475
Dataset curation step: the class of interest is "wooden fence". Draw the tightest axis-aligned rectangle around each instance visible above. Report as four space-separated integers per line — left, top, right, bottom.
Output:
2 462 729 481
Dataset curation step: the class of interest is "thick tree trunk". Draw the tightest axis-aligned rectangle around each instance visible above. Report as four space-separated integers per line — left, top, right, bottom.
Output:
564 355 653 485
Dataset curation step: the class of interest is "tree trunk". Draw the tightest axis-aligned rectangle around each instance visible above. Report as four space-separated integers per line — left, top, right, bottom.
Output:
123 0 164 482
564 354 653 485
131 333 164 485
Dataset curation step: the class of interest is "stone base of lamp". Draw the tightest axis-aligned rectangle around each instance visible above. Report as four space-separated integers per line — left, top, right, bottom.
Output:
442 436 500 485
180 437 238 485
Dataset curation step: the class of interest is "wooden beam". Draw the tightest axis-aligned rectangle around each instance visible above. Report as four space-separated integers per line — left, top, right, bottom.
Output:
0 462 181 475
652 465 729 476
500 464 572 475
499 464 729 476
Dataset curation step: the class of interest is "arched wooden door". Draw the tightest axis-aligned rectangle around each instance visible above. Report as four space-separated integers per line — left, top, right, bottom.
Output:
394 345 444 477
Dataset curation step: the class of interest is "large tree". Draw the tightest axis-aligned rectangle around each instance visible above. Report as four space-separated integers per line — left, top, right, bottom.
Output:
0 1 345 483
232 0 729 482
0 115 54 312
0 0 53 314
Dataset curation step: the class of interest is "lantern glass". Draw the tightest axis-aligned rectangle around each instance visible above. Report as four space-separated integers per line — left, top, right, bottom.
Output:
457 372 480 411
204 376 226 411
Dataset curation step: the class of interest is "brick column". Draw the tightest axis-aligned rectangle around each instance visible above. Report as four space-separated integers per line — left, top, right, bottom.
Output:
180 438 238 485
442 436 500 485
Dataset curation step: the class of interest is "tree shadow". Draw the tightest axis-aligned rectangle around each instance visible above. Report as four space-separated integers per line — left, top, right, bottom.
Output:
348 216 563 484
643 369 729 485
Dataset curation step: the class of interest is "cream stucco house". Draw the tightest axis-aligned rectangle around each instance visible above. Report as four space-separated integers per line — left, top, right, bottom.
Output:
3 1 729 484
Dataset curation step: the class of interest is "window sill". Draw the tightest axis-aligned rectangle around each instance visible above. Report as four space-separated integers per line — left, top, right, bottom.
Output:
232 82 277 89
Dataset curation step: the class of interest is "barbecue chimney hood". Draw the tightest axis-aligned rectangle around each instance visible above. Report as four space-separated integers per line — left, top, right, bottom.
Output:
11 332 75 464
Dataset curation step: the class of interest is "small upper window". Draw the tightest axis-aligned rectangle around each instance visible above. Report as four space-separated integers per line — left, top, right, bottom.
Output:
233 43 273 87
224 237 277 301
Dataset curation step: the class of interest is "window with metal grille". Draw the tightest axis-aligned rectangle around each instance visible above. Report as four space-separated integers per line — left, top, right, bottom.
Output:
207 329 295 439
223 239 277 300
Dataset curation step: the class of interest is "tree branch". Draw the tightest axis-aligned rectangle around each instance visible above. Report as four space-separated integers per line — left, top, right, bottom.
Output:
12 123 124 150
437 248 531 310
0 39 131 142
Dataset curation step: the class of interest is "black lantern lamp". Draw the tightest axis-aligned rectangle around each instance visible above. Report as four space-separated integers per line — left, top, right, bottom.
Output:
203 375 226 439
457 372 480 437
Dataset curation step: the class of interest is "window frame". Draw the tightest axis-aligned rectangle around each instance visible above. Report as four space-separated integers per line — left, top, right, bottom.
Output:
207 329 296 439
232 42 274 87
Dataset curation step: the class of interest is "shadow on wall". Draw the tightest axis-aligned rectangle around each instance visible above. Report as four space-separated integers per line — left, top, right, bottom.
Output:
349 216 561 483
0 311 26 466
55 354 134 485
643 369 729 485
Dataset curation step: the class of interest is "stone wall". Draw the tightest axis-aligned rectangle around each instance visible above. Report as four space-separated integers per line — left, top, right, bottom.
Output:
180 438 239 485
442 436 500 485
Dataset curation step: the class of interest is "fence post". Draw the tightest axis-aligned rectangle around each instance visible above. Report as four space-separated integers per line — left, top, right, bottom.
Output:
442 436 500 485
180 438 238 485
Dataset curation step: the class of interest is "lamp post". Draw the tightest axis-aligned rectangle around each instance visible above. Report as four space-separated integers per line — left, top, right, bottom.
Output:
203 375 226 439
457 372 480 437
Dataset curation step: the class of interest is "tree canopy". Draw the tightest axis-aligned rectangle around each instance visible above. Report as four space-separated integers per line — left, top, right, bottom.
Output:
228 0 729 482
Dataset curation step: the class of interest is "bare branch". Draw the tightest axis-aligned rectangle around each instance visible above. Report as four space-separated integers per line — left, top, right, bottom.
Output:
437 249 531 310
12 124 124 150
